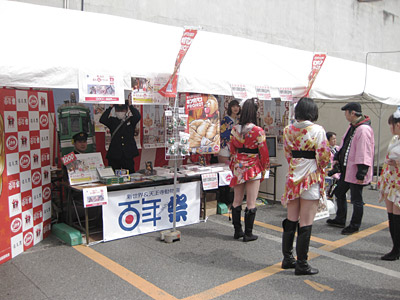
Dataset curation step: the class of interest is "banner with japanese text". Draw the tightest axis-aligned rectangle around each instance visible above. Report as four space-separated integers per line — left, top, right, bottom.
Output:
305 53 326 96
103 181 201 241
79 71 125 104
0 88 54 265
158 29 198 98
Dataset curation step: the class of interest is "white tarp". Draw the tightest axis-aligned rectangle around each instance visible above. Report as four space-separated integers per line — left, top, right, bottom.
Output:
1 0 400 105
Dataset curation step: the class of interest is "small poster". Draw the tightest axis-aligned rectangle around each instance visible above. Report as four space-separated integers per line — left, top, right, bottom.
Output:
66 153 104 185
201 173 218 190
132 75 170 105
78 71 124 104
230 84 248 99
278 88 293 101
142 105 166 149
186 94 220 154
255 85 272 100
83 186 108 208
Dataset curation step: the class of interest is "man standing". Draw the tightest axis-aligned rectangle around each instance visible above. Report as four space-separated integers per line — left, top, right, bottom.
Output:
100 102 141 174
326 102 375 235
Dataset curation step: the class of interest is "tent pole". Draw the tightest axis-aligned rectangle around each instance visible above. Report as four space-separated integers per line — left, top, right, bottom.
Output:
373 103 382 190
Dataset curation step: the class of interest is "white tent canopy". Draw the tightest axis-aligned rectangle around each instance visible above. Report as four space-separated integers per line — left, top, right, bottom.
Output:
0 0 400 105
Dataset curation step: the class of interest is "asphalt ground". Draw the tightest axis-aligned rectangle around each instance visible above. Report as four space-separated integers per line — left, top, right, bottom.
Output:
1 187 400 300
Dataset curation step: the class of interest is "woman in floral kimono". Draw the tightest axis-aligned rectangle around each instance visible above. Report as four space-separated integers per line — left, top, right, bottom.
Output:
229 98 270 242
281 97 330 275
378 109 400 261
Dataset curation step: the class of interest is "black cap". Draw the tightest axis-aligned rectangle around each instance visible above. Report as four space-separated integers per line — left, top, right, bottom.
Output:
72 132 88 142
341 102 361 113
114 104 128 112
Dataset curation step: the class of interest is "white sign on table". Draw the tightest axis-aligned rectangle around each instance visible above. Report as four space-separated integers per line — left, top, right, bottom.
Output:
103 182 201 241
83 186 108 208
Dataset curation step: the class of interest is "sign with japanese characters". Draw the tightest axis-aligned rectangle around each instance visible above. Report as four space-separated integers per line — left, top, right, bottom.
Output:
201 173 218 190
83 186 108 208
78 71 125 104
102 181 201 241
0 88 54 265
66 153 104 185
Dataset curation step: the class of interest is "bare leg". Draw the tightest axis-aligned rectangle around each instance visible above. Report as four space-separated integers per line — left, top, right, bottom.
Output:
244 179 260 209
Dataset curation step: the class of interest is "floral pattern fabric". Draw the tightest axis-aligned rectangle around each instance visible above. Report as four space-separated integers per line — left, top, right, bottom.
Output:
281 121 330 205
229 124 270 187
378 135 400 207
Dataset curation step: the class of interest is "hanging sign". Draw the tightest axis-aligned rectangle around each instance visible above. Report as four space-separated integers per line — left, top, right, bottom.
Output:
201 173 218 190
79 71 125 104
230 84 248 99
278 88 293 101
255 85 272 100
158 28 198 98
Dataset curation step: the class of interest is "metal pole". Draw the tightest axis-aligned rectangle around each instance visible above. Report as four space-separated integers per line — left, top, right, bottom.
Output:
374 103 382 189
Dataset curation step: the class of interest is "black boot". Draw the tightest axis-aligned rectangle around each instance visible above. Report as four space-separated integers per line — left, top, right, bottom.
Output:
295 225 319 275
382 213 400 261
243 207 258 242
231 205 244 239
281 219 298 269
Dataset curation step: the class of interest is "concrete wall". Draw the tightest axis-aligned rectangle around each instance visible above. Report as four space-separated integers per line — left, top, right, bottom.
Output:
14 0 400 72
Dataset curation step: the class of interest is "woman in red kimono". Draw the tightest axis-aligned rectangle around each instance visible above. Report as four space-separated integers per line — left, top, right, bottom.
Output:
229 98 270 242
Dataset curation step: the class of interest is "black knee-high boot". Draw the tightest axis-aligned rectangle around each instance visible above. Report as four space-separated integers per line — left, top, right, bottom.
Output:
231 205 244 239
295 225 318 275
243 207 258 242
281 219 298 269
382 213 400 261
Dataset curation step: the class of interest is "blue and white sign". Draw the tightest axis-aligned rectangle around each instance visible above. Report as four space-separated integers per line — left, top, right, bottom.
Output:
103 182 201 241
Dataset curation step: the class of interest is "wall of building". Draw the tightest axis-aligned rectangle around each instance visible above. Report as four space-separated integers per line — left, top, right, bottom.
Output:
14 0 400 72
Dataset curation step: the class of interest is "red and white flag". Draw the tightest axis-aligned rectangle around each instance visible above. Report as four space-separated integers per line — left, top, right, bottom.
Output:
158 28 198 98
305 53 326 96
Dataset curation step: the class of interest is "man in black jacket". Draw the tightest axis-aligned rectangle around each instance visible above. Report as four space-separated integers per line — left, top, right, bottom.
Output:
100 103 141 173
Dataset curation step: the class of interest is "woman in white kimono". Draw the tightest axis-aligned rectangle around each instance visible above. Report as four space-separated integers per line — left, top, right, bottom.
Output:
378 109 400 261
281 97 330 275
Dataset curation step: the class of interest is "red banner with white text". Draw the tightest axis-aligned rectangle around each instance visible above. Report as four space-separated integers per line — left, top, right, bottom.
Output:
158 29 198 98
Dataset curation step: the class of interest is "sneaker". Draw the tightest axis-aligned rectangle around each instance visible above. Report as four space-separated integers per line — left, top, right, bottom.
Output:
341 225 359 235
326 219 345 228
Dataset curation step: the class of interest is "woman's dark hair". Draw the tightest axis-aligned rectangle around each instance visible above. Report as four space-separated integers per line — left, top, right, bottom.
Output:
294 97 318 122
227 99 241 116
239 98 258 126
326 131 336 141
388 114 400 126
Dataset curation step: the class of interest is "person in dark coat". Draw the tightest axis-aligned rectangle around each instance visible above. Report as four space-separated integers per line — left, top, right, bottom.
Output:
100 103 141 173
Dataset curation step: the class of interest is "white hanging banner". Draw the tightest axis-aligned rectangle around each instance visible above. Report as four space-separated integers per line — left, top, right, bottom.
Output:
255 85 272 100
278 88 293 101
78 70 125 104
230 84 248 99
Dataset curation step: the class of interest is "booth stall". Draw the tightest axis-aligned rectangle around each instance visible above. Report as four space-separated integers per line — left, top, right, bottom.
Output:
2 1 400 264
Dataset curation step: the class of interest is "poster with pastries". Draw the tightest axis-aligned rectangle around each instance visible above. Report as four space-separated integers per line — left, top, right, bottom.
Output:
185 94 220 154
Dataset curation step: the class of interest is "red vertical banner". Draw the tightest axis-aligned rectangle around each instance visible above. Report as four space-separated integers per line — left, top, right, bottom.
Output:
158 28 198 98
0 88 12 264
305 53 326 96
0 88 54 265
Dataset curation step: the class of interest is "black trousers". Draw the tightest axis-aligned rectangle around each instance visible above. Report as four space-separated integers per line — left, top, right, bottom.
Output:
334 176 365 228
108 157 135 174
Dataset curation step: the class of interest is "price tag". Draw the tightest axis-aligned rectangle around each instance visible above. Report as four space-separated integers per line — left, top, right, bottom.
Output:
61 152 77 165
